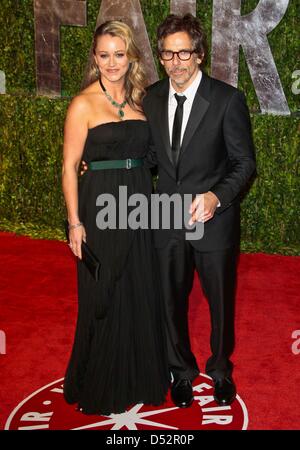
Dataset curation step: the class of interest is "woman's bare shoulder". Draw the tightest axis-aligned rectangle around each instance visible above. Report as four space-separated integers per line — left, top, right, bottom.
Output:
68 81 100 111
81 80 99 94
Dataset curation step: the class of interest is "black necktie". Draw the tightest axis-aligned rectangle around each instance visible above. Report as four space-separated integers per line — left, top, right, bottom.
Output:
171 93 187 167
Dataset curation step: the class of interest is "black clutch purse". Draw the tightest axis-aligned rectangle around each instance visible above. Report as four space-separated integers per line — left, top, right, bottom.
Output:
64 220 101 281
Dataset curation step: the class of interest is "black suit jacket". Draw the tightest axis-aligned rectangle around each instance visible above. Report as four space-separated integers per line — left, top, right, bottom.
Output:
143 72 256 251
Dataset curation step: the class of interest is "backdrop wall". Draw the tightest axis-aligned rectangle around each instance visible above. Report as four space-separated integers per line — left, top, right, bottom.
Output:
0 0 299 254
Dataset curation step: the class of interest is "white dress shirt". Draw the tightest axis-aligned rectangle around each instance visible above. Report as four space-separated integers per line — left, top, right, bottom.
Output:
168 69 202 146
168 69 221 207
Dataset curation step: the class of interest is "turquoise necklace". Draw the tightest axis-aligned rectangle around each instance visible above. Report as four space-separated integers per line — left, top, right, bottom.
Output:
99 77 127 120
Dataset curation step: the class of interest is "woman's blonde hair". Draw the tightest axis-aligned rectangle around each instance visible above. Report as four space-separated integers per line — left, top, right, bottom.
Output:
84 20 146 111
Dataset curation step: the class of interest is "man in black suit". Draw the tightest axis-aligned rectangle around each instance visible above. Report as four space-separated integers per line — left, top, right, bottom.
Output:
143 14 256 408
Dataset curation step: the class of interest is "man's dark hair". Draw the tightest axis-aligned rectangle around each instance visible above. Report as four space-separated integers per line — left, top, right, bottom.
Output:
157 14 208 67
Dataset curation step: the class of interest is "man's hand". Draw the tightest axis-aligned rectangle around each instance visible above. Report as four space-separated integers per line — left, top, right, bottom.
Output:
80 160 88 176
188 191 220 225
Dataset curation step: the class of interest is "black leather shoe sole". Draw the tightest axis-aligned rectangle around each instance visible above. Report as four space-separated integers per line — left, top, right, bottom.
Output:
176 396 194 408
213 393 236 406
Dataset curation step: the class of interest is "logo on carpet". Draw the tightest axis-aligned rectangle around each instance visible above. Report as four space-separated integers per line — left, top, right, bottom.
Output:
5 374 248 430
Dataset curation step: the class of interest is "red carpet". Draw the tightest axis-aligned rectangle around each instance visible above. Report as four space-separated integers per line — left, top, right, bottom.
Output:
0 231 299 430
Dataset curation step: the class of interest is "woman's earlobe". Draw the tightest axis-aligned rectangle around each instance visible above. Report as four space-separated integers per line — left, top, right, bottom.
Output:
94 65 100 77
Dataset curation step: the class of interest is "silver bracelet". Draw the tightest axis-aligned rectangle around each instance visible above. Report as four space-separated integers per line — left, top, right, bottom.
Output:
68 222 83 230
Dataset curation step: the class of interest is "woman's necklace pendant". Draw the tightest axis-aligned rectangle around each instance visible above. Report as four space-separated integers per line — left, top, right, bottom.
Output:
99 78 127 121
118 109 125 119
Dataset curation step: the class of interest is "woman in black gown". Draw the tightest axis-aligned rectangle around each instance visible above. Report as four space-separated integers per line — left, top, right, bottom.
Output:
62 21 169 415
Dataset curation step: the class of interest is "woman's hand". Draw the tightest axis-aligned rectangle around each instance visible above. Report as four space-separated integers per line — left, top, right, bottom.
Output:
68 224 86 260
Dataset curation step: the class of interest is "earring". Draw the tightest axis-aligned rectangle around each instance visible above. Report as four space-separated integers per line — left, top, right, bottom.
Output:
95 65 100 77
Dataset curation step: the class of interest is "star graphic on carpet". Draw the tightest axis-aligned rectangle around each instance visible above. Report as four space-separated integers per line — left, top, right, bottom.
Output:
71 403 179 430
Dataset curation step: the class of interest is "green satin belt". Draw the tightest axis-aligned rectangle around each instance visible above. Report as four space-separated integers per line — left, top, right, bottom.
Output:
88 158 144 170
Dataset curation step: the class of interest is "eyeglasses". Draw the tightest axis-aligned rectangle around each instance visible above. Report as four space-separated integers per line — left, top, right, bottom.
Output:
160 50 195 61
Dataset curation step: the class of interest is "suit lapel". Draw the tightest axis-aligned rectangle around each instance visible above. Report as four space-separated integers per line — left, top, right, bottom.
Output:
179 73 211 163
155 80 175 168
152 73 211 177
157 94 173 166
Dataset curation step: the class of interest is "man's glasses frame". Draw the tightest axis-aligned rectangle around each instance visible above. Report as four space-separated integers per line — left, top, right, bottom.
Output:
160 50 196 61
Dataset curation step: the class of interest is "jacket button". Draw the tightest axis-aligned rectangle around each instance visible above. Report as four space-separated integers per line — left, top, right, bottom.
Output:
176 180 181 186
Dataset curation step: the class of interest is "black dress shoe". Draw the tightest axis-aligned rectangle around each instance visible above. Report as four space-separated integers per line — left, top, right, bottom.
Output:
171 379 194 408
213 376 236 406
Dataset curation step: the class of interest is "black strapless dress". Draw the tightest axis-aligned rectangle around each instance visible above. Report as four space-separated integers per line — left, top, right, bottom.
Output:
63 120 170 415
